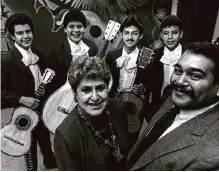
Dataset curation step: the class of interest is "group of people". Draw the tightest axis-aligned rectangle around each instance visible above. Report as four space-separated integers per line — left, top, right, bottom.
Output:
1 8 219 171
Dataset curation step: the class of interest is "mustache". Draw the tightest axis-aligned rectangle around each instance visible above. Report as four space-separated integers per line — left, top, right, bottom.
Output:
170 82 195 98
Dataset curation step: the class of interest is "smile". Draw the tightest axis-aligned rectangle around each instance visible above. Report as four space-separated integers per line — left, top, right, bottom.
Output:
88 102 102 106
22 40 31 43
72 33 81 37
167 41 174 45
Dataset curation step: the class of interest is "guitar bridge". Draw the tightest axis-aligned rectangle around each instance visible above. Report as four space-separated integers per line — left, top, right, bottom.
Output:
57 106 71 114
4 135 24 146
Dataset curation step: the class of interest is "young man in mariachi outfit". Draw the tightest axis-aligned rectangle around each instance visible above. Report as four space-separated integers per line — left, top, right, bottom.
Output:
46 9 97 96
147 15 184 121
1 13 56 170
106 14 153 145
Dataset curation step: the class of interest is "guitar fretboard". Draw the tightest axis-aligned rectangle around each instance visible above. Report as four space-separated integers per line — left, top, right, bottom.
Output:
35 83 46 99
96 40 109 59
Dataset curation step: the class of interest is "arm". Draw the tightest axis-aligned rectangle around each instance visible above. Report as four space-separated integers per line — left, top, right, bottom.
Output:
54 129 80 170
1 59 21 108
1 55 41 109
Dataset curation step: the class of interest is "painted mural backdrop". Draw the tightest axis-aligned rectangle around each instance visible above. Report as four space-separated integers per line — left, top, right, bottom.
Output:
1 0 171 57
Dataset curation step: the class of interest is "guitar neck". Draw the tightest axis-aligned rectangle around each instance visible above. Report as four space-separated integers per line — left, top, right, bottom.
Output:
96 40 109 59
34 83 46 99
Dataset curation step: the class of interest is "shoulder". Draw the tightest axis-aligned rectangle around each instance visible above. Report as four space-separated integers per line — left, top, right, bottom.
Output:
56 111 80 133
83 38 98 56
108 98 123 108
1 48 16 66
49 39 67 56
107 48 122 57
32 47 44 58
106 48 122 63
154 46 164 56
107 98 125 116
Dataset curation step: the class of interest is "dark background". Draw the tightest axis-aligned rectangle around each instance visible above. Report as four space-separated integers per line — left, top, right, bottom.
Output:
1 0 218 57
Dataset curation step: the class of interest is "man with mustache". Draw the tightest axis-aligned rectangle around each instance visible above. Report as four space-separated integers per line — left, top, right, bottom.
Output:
149 15 184 116
1 13 56 170
106 14 153 144
46 9 97 95
127 42 219 170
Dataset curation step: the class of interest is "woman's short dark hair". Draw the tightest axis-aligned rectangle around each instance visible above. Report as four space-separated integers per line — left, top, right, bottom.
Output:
183 42 219 83
161 15 182 32
6 13 34 36
63 9 87 28
120 14 144 35
68 55 111 91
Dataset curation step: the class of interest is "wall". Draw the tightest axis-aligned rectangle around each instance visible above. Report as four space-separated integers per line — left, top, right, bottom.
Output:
1 0 168 58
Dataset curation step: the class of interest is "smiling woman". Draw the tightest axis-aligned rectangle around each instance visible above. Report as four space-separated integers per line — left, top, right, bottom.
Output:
54 55 131 171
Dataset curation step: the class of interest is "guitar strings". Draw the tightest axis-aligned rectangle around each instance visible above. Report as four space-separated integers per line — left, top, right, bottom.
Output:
6 66 43 147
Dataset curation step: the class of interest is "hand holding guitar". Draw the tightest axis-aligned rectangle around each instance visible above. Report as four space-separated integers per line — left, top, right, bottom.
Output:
19 96 40 110
1 68 55 157
131 83 145 95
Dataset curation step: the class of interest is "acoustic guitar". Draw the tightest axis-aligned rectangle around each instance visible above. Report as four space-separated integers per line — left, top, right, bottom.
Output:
42 20 121 134
1 68 55 157
117 47 154 133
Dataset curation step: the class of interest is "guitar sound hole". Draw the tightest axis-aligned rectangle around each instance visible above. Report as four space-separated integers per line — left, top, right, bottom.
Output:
123 101 137 116
19 118 28 127
15 115 31 130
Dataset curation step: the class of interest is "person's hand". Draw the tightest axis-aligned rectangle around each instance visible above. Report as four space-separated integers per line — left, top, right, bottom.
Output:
19 96 40 110
36 86 46 96
131 83 145 95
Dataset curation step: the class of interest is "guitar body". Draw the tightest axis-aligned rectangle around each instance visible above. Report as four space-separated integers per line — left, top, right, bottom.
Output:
1 107 39 157
116 47 154 134
1 68 55 157
117 89 145 134
42 81 77 134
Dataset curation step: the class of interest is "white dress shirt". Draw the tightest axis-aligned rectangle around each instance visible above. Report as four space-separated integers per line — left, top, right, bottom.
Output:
15 43 41 91
116 47 139 93
159 101 219 139
67 37 89 59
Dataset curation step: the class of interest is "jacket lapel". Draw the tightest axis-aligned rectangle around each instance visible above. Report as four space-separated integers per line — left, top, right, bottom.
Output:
63 38 73 68
131 102 219 170
128 96 173 161
11 46 33 76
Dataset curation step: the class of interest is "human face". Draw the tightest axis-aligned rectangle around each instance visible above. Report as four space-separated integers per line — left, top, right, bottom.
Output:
121 25 143 52
64 21 85 44
75 78 109 117
12 24 33 50
171 51 219 110
161 25 183 51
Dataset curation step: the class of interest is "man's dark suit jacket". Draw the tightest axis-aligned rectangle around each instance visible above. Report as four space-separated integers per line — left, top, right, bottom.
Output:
128 96 219 170
46 38 97 96
1 45 46 108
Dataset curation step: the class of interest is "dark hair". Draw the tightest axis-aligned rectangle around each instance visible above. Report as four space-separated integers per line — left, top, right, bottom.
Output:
63 9 87 28
161 15 182 32
120 14 144 35
6 13 34 36
68 55 111 91
183 42 219 83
